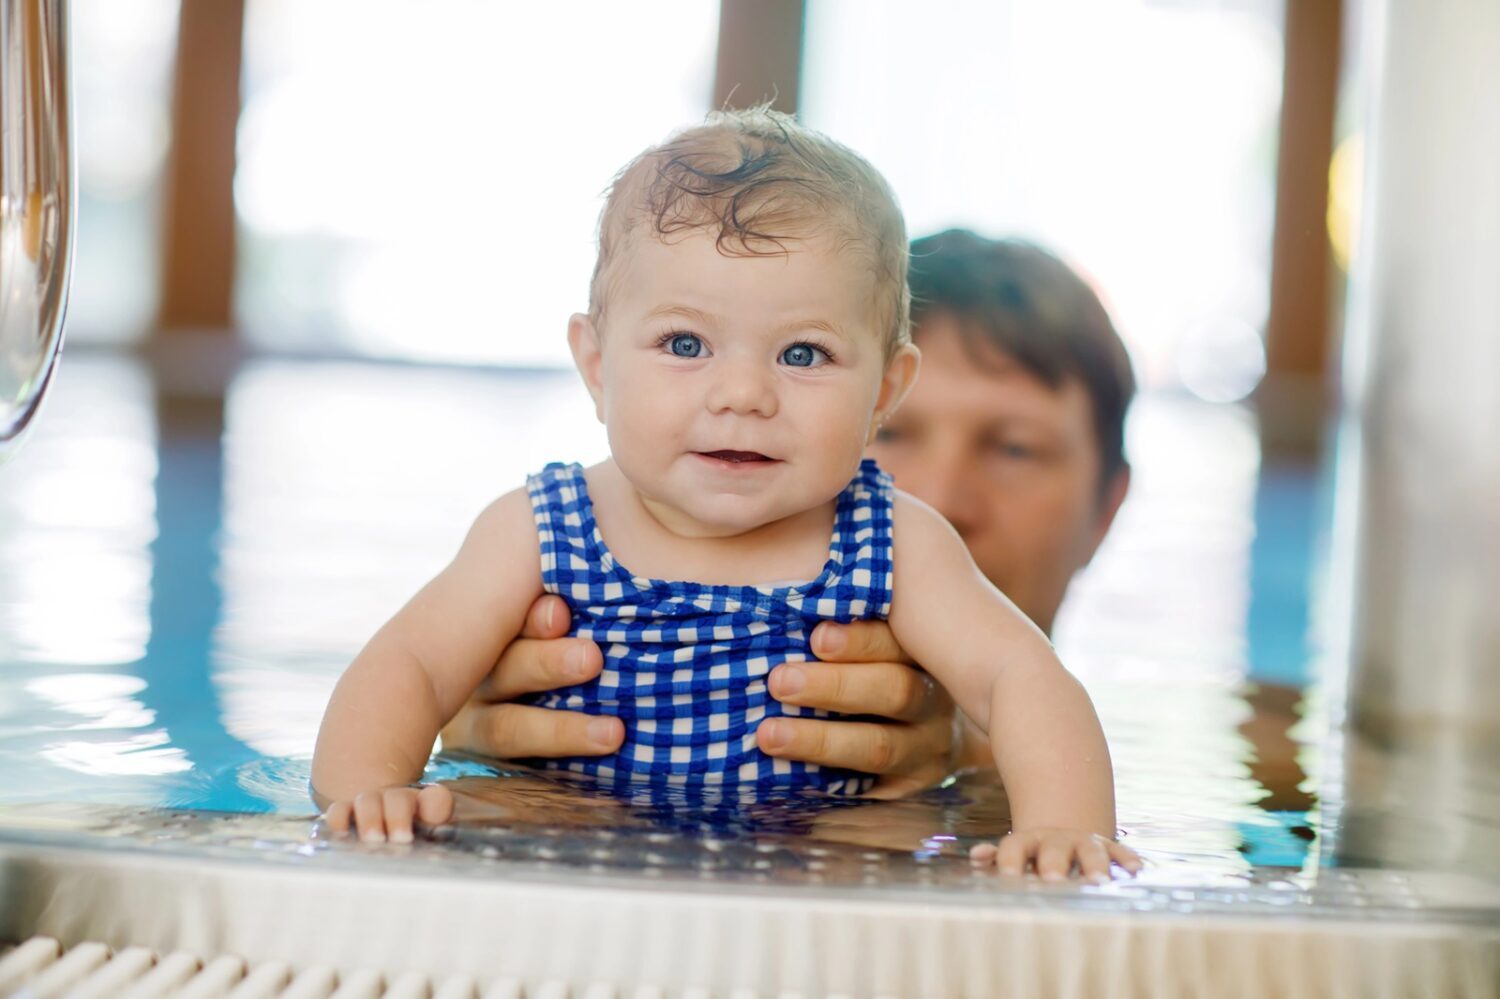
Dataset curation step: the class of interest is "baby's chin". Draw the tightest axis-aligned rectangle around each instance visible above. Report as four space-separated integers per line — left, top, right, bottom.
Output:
618 454 857 538
631 480 823 539
646 494 795 539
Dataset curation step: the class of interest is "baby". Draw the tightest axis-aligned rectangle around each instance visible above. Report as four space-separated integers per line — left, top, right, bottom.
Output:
313 109 1141 881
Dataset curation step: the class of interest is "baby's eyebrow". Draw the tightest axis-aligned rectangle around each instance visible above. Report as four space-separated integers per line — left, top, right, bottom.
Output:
646 305 847 342
773 317 846 341
646 304 722 327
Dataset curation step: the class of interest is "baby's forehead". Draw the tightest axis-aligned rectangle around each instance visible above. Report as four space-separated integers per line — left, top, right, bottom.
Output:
615 231 877 308
616 227 876 281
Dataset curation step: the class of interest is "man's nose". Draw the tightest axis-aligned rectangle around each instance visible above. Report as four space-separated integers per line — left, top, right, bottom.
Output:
918 453 987 538
704 357 779 418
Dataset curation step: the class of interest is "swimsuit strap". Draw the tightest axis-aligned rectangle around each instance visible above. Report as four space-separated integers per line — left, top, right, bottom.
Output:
526 461 593 596
812 458 895 618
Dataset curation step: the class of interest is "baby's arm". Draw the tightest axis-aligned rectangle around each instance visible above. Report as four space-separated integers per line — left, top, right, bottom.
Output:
887 493 1140 880
311 487 542 840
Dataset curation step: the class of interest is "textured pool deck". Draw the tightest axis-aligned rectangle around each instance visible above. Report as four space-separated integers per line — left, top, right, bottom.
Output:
3 802 1498 998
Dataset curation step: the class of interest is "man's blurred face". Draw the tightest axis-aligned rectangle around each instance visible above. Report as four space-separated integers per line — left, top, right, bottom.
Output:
867 314 1125 632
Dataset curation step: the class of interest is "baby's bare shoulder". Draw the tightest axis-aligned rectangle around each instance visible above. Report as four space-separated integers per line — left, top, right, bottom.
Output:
451 485 542 586
891 489 969 568
469 485 535 538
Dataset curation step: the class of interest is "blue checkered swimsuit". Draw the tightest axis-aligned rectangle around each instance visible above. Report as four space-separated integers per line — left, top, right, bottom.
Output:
519 459 896 796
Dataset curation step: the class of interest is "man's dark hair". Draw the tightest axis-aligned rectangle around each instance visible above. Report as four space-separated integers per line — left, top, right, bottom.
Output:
908 229 1136 489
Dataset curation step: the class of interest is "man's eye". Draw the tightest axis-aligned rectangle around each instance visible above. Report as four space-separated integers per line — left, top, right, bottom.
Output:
988 440 1035 460
780 343 828 367
874 425 905 443
667 333 703 358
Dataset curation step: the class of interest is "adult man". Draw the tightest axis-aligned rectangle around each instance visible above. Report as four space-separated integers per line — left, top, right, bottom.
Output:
441 230 1136 793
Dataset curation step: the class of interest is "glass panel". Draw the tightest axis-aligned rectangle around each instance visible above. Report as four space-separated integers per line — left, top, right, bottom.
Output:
235 1 719 367
802 0 1285 395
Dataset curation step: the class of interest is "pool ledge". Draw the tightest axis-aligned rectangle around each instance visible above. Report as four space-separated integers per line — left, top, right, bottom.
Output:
2 808 1498 997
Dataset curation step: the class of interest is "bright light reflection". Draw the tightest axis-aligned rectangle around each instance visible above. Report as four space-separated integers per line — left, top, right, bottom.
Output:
42 731 191 778
214 361 607 757
0 357 156 665
1177 316 1268 404
26 674 155 731
802 0 1284 391
234 0 719 367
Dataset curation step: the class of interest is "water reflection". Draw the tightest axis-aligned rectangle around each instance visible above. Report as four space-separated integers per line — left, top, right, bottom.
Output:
0 356 155 666
212 360 607 768
5 353 1477 886
140 390 264 810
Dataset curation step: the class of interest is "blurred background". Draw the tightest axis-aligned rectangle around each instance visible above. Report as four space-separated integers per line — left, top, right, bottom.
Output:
8 0 1496 881
66 0 1345 399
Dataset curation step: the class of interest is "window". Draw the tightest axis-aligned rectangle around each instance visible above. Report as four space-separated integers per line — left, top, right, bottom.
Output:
235 1 719 366
67 0 180 343
802 0 1285 395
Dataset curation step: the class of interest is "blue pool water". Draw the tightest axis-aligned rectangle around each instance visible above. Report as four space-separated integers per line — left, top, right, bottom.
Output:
0 352 1328 878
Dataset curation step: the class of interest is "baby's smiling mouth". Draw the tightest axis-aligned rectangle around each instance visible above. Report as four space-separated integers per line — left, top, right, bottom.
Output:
694 449 777 464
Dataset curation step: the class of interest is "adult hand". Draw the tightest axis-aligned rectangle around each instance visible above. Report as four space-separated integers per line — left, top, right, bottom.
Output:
757 620 979 798
440 595 625 759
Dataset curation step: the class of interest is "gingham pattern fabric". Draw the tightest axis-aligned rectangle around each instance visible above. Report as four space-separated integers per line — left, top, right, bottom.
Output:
518 459 895 796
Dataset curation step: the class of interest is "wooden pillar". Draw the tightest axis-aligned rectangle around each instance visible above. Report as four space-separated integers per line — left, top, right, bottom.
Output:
157 0 245 332
1258 0 1343 452
713 0 805 113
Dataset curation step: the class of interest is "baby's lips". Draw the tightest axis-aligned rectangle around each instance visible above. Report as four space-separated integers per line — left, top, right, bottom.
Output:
697 449 774 462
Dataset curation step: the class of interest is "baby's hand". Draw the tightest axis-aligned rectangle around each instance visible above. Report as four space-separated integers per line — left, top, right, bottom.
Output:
321 784 454 844
970 828 1142 883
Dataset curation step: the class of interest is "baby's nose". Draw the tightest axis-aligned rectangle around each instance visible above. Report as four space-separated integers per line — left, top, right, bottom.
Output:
705 361 779 418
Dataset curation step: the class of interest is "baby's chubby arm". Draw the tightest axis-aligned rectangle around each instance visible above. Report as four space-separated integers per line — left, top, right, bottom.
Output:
887 493 1139 879
311 487 542 838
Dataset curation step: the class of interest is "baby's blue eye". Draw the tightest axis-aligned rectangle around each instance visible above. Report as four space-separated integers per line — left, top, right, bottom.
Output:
668 333 703 358
781 343 823 367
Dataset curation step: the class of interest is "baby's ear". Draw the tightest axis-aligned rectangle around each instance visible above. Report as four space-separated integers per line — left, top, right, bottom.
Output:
873 342 921 427
567 313 606 423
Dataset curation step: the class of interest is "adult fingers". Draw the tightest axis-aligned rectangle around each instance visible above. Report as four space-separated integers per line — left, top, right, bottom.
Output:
769 660 937 723
755 716 922 775
445 702 624 759
518 594 573 640
810 619 915 665
471 637 603 704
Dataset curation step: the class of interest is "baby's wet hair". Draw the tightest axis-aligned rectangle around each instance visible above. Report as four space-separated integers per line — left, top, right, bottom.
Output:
589 106 910 355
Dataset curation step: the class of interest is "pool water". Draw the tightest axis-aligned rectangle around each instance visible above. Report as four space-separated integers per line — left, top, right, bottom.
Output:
0 350 1435 886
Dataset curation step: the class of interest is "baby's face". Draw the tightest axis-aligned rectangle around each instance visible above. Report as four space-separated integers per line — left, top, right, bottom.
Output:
573 231 913 537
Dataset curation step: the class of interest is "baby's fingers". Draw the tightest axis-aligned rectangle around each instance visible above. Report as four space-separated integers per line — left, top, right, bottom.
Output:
1076 836 1114 884
1035 835 1076 882
415 784 455 827
322 800 353 837
1109 839 1144 875
352 791 390 844
995 830 1035 876
968 842 999 866
380 788 418 844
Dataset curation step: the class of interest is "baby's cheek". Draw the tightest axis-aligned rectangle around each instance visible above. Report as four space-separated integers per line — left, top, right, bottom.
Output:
804 420 870 487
